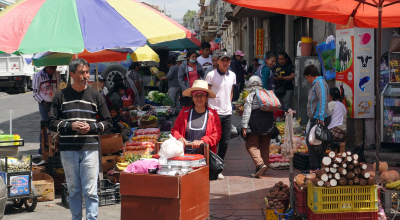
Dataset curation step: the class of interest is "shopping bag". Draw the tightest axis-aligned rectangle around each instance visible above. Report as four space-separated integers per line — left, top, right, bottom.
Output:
230 124 239 139
308 125 322 146
158 135 184 161
255 88 281 112
209 150 224 181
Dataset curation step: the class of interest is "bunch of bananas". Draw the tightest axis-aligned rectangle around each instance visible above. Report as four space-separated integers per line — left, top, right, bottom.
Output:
242 91 249 99
116 162 129 171
386 180 400 189
276 123 285 135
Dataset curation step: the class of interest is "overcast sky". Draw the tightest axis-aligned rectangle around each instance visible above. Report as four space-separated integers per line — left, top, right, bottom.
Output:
141 0 199 22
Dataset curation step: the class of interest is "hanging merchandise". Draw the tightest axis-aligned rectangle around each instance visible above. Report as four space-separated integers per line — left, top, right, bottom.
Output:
281 110 297 159
316 40 336 80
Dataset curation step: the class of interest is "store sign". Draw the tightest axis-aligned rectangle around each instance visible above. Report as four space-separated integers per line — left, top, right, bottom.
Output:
336 18 374 118
256 29 264 59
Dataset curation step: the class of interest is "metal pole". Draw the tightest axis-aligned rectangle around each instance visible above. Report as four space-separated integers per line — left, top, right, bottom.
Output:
375 3 382 184
9 110 13 135
288 111 294 211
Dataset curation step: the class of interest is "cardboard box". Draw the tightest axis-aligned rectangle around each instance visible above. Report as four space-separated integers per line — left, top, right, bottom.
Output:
102 155 119 172
32 173 54 201
100 134 123 155
120 166 209 220
32 166 45 174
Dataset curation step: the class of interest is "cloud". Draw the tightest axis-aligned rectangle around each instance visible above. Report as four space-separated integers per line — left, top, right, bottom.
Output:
141 0 199 22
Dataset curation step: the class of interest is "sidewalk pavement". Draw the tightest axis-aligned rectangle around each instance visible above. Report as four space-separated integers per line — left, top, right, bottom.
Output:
209 136 299 220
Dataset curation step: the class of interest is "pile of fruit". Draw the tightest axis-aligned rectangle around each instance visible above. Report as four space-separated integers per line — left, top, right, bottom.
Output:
266 181 289 199
116 154 153 171
276 122 285 135
265 199 285 210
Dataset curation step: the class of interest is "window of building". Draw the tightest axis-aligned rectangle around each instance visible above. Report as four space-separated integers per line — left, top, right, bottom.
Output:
270 15 285 55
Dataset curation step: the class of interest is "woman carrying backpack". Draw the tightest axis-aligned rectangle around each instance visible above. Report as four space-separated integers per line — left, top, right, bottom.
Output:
241 76 278 177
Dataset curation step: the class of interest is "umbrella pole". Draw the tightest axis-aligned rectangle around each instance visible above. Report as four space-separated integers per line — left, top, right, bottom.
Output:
375 3 382 184
96 63 99 82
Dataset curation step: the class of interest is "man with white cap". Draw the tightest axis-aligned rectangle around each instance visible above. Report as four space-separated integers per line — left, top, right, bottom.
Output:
206 52 236 179
230 50 246 92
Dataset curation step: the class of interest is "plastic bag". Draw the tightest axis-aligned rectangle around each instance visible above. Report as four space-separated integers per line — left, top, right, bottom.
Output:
209 150 224 181
308 125 322 145
230 125 239 139
158 135 184 161
269 140 280 154
315 123 333 143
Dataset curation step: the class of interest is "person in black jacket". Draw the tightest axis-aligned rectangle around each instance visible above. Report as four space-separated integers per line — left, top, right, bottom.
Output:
230 50 246 92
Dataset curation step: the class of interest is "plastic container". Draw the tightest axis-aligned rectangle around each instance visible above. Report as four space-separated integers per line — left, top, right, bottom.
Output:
380 187 400 215
294 183 307 216
307 207 378 220
265 208 284 220
0 135 14 146
293 153 310 170
62 180 120 207
13 134 20 146
307 181 378 214
301 43 313 56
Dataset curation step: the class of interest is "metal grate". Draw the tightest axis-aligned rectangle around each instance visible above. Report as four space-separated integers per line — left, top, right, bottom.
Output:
270 15 285 55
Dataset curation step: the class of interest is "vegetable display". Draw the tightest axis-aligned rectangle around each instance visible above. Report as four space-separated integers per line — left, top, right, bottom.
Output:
266 181 289 199
312 151 375 187
147 91 166 104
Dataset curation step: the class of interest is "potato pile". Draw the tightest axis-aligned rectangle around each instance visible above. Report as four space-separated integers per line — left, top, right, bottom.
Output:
265 199 285 210
266 181 289 199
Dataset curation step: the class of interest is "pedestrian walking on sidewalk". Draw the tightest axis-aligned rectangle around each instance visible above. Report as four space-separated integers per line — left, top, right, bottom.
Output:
305 64 332 173
256 52 276 90
241 76 278 177
178 49 204 107
171 80 222 154
206 52 236 180
47 58 112 220
230 50 246 92
32 65 61 155
197 42 213 72
165 57 181 115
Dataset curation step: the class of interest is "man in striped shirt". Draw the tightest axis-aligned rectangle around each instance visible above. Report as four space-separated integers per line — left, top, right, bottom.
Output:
32 66 60 154
48 59 111 220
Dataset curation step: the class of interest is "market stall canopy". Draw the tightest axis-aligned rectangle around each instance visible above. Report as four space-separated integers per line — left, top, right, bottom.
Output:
149 36 201 51
32 49 132 67
129 45 160 62
0 0 189 54
223 0 400 28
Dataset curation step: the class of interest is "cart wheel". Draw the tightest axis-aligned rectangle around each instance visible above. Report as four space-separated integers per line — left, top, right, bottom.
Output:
13 199 24 208
23 186 37 212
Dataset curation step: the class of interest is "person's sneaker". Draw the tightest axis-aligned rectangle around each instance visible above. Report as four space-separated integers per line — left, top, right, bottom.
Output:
254 164 267 178
218 173 224 180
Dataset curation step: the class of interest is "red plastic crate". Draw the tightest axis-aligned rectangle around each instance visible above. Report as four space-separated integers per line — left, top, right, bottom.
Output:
294 183 307 215
307 207 378 220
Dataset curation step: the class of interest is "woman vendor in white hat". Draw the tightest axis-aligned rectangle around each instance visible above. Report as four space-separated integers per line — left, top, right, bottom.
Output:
171 80 222 154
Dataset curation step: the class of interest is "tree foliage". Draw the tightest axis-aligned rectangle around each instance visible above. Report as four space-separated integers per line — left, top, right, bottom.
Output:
183 10 197 29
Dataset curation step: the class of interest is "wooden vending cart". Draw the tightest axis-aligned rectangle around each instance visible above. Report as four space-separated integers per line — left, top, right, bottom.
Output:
120 144 210 220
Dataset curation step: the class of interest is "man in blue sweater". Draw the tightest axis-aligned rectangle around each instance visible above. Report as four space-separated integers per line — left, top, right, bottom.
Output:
48 59 112 220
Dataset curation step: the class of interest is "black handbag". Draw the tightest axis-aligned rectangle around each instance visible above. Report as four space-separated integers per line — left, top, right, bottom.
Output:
315 123 333 143
209 150 224 180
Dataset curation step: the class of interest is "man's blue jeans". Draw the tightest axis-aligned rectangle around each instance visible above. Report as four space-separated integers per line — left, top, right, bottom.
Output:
61 150 99 220
38 104 49 154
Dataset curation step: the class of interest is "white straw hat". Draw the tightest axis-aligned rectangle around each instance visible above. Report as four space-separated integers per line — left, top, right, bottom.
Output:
182 80 216 98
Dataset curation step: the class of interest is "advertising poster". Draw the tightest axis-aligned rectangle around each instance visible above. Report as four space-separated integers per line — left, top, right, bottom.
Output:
9 175 30 196
336 19 374 118
255 29 264 59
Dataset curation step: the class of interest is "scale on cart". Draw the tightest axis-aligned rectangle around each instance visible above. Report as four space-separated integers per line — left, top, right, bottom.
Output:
0 110 39 212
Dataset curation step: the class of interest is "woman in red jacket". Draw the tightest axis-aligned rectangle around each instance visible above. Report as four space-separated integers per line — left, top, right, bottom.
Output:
171 80 222 154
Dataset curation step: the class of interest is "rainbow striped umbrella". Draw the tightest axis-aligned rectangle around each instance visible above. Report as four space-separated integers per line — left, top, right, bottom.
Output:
0 0 189 54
